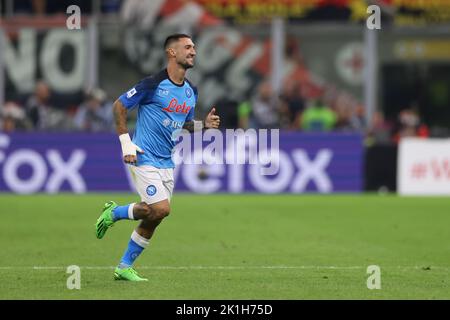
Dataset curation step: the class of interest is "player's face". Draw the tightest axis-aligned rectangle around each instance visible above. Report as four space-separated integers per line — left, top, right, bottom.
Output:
175 38 196 69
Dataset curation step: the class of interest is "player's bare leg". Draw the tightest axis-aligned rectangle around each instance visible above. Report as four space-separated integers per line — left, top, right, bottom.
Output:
132 200 170 240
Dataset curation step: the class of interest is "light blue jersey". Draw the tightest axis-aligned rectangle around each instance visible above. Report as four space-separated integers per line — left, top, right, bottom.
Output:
119 69 198 168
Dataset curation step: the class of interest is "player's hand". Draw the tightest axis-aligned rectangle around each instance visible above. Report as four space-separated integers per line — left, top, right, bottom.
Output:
119 133 144 165
204 107 220 129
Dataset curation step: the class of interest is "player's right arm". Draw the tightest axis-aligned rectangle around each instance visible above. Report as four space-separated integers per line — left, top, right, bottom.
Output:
113 99 129 136
114 82 150 165
113 99 143 165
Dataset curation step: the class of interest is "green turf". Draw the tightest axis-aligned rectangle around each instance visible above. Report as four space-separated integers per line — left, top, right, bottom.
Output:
0 194 449 299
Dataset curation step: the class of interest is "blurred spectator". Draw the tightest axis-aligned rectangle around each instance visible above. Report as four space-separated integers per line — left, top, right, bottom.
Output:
365 110 393 146
393 108 429 143
0 101 31 132
238 81 280 129
25 80 70 130
73 88 113 132
335 104 366 131
350 105 366 130
300 99 337 132
30 0 46 15
279 80 305 129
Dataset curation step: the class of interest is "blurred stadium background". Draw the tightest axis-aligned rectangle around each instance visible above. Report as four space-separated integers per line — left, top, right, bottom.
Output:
0 0 450 299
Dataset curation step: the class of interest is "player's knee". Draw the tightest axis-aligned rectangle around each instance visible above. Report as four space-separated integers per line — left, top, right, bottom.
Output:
135 202 153 219
152 205 170 220
137 202 170 220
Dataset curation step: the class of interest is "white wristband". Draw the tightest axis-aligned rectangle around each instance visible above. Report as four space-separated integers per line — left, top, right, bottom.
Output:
119 133 132 146
119 133 140 157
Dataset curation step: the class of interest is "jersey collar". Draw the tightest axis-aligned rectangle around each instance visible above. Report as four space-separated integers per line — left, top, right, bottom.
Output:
164 69 185 87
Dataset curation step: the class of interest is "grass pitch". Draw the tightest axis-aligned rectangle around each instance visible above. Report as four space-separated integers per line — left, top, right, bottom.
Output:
0 194 449 299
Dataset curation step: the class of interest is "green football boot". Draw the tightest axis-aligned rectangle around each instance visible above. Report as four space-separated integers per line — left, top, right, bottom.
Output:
114 267 148 281
95 201 117 239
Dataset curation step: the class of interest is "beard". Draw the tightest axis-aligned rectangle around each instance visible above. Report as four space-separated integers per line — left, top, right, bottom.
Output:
179 57 195 69
181 62 194 69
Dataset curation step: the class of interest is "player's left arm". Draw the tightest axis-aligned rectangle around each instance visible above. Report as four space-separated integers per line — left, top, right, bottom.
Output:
183 107 220 132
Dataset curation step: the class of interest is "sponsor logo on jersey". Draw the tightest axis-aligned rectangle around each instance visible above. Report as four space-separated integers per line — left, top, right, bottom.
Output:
162 98 191 114
126 88 137 98
162 118 171 127
158 89 169 96
162 118 184 130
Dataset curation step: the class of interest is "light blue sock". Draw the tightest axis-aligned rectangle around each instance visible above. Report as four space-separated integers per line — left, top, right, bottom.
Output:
118 230 149 268
112 203 135 221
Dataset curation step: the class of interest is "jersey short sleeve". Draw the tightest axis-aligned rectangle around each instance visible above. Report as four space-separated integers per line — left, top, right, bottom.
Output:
119 78 156 110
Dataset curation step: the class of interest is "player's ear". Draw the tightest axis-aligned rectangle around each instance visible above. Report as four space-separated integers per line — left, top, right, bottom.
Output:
167 47 176 57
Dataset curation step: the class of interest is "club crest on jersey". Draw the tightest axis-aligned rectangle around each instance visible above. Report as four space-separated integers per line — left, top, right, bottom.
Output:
126 88 137 98
146 185 157 196
185 88 192 98
162 98 191 114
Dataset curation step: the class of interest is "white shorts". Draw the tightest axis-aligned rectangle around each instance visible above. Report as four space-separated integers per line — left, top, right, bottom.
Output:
128 165 174 204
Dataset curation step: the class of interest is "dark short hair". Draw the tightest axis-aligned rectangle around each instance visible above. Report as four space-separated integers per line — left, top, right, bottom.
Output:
164 34 192 49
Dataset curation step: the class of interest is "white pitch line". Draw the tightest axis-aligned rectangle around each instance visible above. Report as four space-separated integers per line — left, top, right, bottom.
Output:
0 265 449 271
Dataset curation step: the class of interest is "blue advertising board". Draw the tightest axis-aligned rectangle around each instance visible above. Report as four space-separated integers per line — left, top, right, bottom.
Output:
0 132 363 194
